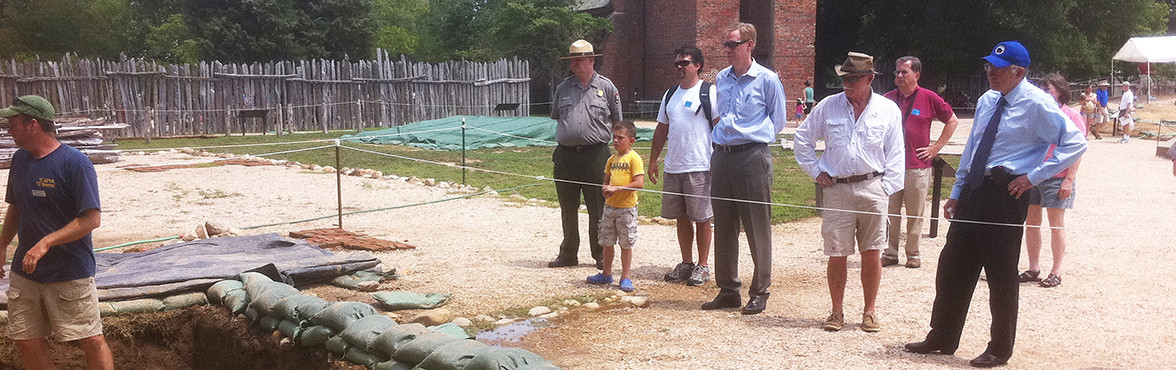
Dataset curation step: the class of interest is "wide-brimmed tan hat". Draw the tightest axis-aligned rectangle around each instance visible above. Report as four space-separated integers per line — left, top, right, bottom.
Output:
561 39 603 59
835 52 883 77
1098 80 1110 87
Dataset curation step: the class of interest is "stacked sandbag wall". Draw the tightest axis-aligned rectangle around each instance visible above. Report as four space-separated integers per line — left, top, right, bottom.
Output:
207 271 558 369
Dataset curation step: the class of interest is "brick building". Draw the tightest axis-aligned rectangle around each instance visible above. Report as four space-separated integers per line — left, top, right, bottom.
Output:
584 0 816 107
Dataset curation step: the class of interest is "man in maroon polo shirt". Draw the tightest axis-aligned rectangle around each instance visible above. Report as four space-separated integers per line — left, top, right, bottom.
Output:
881 56 959 269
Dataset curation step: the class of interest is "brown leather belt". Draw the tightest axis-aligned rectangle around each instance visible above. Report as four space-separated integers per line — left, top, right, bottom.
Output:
835 171 884 184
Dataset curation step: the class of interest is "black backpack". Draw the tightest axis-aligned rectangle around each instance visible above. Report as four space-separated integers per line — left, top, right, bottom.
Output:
662 81 713 123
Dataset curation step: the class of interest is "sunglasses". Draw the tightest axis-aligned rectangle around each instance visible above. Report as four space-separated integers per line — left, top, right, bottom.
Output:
722 39 750 49
674 60 695 68
12 97 46 117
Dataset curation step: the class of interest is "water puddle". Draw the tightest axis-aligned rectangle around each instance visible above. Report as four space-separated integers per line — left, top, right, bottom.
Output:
475 318 550 343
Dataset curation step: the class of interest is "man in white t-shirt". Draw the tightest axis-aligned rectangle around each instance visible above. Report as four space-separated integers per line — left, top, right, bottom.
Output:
649 45 718 286
1119 81 1135 143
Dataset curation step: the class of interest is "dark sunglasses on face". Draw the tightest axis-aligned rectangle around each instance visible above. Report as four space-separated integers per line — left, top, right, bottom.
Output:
722 39 750 49
674 60 694 68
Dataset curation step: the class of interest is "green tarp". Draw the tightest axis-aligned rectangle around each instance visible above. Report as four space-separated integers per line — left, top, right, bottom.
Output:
341 116 652 151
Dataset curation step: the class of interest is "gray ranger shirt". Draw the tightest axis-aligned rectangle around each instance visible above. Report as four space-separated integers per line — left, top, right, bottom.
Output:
551 73 623 146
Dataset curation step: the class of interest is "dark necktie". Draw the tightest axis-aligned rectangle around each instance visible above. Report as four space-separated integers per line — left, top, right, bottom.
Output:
965 97 1008 190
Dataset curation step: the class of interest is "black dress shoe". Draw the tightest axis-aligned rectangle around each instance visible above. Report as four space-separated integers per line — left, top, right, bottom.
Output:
969 352 1008 368
700 296 741 310
547 258 578 268
741 295 767 315
904 340 956 355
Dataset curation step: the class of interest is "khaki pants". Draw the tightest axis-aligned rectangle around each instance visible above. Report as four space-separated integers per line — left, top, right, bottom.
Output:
886 167 931 259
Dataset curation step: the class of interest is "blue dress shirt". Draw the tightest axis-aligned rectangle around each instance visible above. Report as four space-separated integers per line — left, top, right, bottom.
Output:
951 78 1088 199
713 60 788 145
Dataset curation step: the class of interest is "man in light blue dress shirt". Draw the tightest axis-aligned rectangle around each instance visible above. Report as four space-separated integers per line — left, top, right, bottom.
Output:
905 41 1087 368
700 22 788 315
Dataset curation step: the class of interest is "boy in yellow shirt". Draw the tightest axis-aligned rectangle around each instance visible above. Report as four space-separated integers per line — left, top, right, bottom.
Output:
587 121 645 292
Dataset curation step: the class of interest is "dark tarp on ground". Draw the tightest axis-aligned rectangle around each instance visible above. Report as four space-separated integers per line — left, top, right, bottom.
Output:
340 115 653 151
0 233 379 308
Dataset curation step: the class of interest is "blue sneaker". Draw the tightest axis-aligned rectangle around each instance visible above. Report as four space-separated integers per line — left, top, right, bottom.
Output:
587 273 613 284
619 278 635 292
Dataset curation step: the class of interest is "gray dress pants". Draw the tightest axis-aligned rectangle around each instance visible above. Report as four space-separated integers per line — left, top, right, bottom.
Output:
710 143 774 300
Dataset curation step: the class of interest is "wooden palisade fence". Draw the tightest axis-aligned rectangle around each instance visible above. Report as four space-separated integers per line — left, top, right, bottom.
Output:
0 50 531 138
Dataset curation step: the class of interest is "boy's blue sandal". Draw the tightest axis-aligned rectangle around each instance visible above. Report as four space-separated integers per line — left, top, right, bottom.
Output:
619 278 635 292
587 273 614 284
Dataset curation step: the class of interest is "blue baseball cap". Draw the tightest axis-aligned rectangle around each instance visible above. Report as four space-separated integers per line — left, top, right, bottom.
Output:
982 41 1030 68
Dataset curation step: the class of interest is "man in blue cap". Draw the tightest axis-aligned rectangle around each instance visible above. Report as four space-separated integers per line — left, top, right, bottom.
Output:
904 42 1087 367
0 95 113 369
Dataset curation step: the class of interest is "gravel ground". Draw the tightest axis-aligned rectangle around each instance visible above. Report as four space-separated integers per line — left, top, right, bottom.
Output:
3 97 1174 368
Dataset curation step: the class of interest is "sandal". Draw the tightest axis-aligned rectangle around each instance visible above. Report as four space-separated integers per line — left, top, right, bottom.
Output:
1017 270 1040 283
1039 274 1062 288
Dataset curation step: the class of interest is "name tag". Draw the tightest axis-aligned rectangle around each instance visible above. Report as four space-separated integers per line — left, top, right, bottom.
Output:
684 101 693 108
32 190 46 197
911 108 921 116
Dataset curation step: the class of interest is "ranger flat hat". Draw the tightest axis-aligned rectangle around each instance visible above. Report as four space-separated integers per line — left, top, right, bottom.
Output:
562 39 603 59
835 52 883 77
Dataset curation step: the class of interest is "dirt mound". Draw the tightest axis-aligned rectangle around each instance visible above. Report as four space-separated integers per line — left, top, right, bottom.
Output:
0 306 362 369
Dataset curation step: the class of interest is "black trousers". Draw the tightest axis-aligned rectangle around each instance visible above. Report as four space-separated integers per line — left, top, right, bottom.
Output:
926 168 1028 359
552 144 608 263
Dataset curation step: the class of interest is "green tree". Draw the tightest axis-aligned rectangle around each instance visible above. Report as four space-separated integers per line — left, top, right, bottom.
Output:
0 0 130 59
371 0 428 55
144 14 200 63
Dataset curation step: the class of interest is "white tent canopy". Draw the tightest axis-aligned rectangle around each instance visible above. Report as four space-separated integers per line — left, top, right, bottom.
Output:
1113 36 1176 63
1111 35 1176 100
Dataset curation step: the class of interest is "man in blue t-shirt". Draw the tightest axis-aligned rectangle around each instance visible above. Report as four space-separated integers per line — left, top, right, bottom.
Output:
0 95 112 369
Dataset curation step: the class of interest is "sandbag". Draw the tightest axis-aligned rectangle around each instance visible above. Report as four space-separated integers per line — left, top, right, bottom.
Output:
222 289 250 315
344 346 389 367
310 302 379 331
371 291 451 311
372 323 431 357
243 307 260 324
466 348 551 370
108 298 165 315
337 314 399 352
163 292 208 310
429 323 470 339
415 340 492 370
259 315 282 332
325 335 350 356
239 271 273 286
330 268 398 290
206 280 245 305
247 282 300 316
97 302 117 316
391 332 460 365
297 325 335 347
374 360 415 370
272 295 330 323
277 319 301 338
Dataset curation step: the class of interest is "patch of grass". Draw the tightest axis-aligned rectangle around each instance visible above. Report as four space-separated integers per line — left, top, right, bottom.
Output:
117 132 961 222
165 182 190 201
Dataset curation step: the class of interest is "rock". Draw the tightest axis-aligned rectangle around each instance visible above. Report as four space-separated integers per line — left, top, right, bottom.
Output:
278 337 294 349
562 300 581 307
481 186 499 197
0 310 8 324
451 317 473 327
579 205 588 211
180 232 197 242
509 194 526 201
382 312 402 322
423 178 437 186
310 165 322 171
224 227 244 237
528 306 552 317
407 308 453 326
204 221 228 236
342 168 355 176
620 296 650 308
538 312 558 319
637 216 652 224
473 315 494 323
217 153 233 158
492 318 516 326
194 223 209 239
582 302 600 310
322 166 336 173
438 182 451 189
372 171 383 178
356 281 380 292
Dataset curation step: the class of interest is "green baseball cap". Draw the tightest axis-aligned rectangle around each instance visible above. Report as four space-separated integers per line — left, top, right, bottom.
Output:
0 95 56 122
